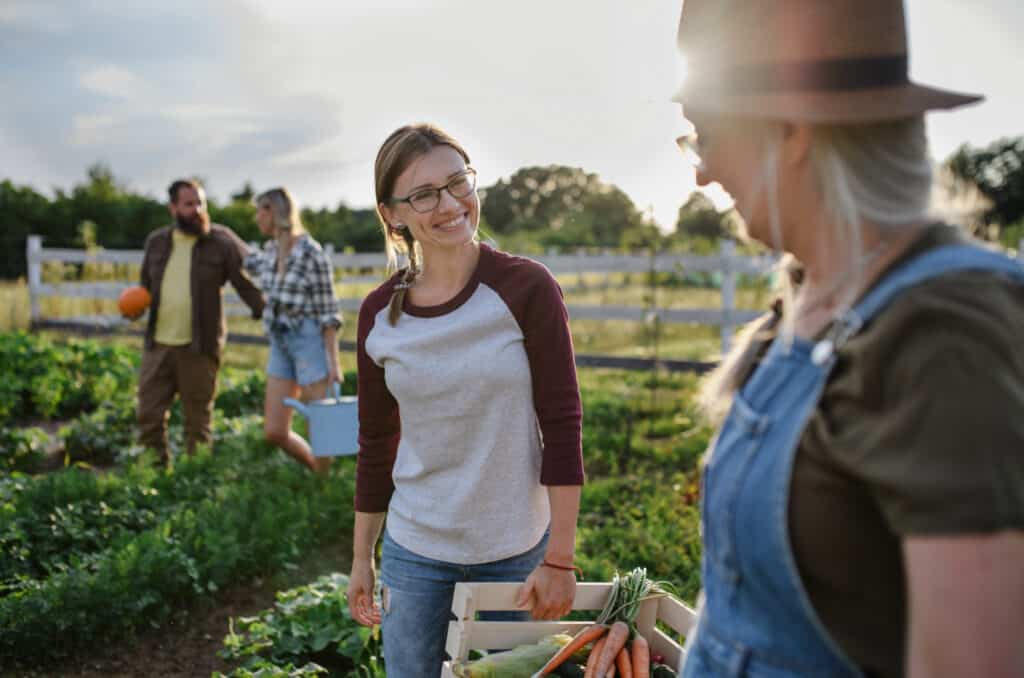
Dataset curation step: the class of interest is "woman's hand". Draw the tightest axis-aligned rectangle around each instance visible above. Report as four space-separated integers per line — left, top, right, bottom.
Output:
347 558 382 627
516 564 576 620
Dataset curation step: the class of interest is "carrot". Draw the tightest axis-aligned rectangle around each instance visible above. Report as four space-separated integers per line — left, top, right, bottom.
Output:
595 621 630 677
534 624 608 677
630 633 650 678
616 647 633 678
584 635 608 678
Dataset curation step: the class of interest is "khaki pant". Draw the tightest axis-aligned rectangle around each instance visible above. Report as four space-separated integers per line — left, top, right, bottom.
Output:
137 343 219 459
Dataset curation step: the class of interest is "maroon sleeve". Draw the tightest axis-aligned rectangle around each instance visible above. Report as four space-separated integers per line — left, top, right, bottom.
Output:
354 285 401 512
485 248 584 485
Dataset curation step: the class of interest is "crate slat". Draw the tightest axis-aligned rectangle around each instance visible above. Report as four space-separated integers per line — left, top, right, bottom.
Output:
448 582 616 615
650 627 684 671
451 583 476 618
659 595 697 635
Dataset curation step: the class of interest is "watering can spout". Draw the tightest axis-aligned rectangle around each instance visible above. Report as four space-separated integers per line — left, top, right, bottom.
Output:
283 397 309 418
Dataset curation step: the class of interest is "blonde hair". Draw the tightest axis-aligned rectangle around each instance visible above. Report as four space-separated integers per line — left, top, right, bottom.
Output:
699 116 933 420
373 123 472 326
256 187 305 275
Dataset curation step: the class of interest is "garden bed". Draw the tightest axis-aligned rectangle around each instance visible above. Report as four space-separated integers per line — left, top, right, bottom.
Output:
11 539 353 678
1 332 710 675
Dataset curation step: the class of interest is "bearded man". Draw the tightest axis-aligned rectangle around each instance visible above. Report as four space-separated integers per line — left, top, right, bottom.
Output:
136 178 264 462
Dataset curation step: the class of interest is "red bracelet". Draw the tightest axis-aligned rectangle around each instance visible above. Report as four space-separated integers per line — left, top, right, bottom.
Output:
542 560 584 579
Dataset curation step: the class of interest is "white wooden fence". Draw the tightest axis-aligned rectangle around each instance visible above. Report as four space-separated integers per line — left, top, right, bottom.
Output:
26 235 776 364
26 234 1024 369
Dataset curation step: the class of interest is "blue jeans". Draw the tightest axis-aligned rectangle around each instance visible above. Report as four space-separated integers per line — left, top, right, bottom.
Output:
380 529 548 678
266 317 328 386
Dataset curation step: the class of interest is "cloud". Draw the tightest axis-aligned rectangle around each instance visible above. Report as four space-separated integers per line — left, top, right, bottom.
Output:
79 65 147 100
1 0 346 202
0 1 73 34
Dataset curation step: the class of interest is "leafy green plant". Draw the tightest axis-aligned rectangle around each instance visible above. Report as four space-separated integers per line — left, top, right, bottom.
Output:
0 423 358 668
216 369 269 418
0 332 138 426
217 661 329 677
220 573 382 676
0 425 48 472
59 394 136 465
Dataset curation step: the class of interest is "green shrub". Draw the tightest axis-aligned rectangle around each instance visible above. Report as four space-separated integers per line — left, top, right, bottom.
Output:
217 662 329 677
0 332 137 426
0 426 48 472
219 573 382 677
577 474 702 603
0 425 357 667
59 395 136 465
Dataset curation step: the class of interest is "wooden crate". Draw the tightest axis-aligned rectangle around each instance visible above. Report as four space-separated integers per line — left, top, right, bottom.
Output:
440 581 697 677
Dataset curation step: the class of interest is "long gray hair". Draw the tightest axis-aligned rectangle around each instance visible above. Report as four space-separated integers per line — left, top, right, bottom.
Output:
699 116 933 420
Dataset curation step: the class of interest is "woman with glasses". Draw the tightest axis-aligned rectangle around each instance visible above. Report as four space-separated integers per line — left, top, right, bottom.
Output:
345 123 584 677
245 187 343 474
674 0 1024 676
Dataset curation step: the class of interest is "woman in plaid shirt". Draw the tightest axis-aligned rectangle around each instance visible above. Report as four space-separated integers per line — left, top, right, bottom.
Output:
246 187 343 473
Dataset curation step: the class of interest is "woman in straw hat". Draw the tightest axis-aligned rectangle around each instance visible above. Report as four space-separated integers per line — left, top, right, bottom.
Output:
673 1 1024 676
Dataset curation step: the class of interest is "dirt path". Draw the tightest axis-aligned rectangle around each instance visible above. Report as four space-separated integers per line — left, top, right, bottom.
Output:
14 539 353 678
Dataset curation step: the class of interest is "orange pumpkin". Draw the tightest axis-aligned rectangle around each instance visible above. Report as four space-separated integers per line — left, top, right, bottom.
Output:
118 285 151 318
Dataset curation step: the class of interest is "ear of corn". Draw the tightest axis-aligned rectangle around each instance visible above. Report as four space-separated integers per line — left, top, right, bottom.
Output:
451 633 579 678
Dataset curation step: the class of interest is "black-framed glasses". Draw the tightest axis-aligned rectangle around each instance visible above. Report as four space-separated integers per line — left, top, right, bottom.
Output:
389 168 477 213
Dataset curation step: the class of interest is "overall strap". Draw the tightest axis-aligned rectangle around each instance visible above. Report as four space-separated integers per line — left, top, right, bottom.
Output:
812 245 1024 365
854 244 1024 323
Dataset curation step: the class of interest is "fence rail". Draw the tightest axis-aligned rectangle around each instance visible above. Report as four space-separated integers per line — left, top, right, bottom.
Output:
23 234 1024 371
26 236 769 365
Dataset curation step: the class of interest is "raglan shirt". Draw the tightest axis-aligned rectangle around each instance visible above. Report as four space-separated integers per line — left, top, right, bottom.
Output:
355 244 584 565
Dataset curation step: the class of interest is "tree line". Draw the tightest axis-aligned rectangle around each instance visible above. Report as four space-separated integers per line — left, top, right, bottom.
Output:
2 135 1020 280
0 163 724 279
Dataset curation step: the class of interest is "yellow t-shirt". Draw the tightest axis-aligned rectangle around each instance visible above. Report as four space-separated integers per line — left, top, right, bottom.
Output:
155 229 196 345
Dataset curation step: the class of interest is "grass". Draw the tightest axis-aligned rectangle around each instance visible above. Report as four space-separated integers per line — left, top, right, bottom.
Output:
0 280 30 332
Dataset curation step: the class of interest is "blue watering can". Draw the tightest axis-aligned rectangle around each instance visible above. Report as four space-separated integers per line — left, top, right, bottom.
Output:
283 383 359 457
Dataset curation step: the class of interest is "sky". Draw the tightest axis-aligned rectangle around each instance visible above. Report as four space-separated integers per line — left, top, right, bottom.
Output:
1 0 1021 231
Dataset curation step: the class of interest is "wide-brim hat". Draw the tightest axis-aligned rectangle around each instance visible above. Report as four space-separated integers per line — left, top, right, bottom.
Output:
672 0 983 123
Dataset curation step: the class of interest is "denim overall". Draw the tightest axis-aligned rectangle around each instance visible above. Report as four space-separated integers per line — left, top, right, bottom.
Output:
684 245 1024 677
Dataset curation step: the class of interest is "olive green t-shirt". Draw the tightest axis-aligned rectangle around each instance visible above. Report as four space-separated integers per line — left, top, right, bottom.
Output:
789 225 1024 678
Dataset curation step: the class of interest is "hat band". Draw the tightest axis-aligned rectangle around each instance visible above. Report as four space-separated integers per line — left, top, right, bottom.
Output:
702 54 909 93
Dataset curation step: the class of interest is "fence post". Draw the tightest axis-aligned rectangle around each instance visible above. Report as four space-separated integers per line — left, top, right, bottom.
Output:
719 239 737 355
1019 238 1024 263
323 243 336 277
27 234 43 326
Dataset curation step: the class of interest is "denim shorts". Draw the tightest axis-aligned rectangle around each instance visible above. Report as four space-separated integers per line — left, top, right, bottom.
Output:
266 317 329 386
380 529 548 678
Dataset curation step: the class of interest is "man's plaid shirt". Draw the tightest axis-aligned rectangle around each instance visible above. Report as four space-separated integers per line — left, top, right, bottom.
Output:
244 234 342 330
